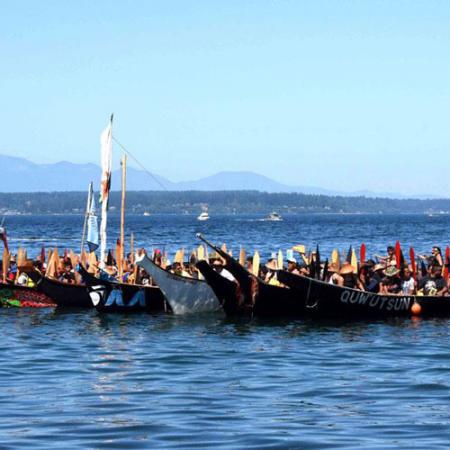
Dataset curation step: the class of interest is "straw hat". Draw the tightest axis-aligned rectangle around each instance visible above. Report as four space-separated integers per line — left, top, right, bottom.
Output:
17 261 35 272
265 260 278 271
327 263 339 273
340 262 354 275
373 263 385 272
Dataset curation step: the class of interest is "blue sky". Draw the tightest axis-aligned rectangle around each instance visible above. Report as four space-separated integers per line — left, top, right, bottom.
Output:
2 1 450 195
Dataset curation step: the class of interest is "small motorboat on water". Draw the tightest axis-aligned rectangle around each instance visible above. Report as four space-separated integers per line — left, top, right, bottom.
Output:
266 212 283 221
143 211 151 217
197 209 210 221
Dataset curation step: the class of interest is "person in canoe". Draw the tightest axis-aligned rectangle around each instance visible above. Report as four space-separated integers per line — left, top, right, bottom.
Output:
212 258 236 282
325 263 344 286
361 261 385 293
401 266 416 295
340 262 364 290
419 246 444 267
245 256 253 273
171 261 191 278
286 256 300 275
374 246 397 267
264 257 281 286
379 266 402 295
417 265 448 296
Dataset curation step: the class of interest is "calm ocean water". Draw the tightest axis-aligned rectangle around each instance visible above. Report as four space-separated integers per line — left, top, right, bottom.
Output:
1 213 450 449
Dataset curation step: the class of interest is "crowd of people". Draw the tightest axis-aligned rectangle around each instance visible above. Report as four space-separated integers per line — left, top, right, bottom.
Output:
1 244 449 297
270 245 449 297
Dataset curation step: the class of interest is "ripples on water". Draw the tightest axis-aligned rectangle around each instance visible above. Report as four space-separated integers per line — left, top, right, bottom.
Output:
1 214 450 448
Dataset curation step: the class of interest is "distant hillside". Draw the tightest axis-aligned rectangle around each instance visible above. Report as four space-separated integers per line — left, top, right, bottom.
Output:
0 154 437 198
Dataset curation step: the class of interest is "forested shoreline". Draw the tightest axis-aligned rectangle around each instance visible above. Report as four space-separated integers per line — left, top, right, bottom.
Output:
0 190 449 215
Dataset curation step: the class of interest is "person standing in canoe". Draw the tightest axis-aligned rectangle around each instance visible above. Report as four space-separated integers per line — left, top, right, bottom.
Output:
374 246 397 266
419 246 444 267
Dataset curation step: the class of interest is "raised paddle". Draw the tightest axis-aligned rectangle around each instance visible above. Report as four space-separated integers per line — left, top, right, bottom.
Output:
395 241 402 269
360 243 366 264
292 244 306 254
252 251 260 277
322 258 329 282
351 248 358 274
239 246 246 266
444 246 450 280
345 245 352 263
197 245 205 261
315 245 321 280
2 248 9 283
277 249 283 270
331 249 340 270
409 247 416 280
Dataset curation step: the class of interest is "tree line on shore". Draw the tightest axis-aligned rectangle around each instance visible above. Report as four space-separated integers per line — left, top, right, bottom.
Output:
0 191 449 215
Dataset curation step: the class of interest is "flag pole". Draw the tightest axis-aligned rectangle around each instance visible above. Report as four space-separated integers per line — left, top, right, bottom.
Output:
99 114 113 268
119 154 127 278
80 182 93 255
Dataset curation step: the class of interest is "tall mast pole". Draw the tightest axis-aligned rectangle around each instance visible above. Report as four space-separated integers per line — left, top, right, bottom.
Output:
119 154 127 278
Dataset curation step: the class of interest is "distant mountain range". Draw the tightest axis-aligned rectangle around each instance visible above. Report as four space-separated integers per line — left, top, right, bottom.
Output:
0 154 439 199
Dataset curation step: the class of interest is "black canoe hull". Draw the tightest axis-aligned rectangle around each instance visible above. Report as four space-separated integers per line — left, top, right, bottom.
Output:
92 284 166 313
36 276 92 307
278 270 450 318
196 236 305 317
195 260 242 316
78 266 167 313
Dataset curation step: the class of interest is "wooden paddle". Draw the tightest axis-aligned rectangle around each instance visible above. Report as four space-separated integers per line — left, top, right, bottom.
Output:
116 239 123 278
174 249 183 264
130 233 135 262
40 246 46 264
252 251 260 277
88 251 98 274
80 250 88 268
2 248 9 283
351 248 358 274
197 245 205 261
69 249 77 269
345 245 352 263
331 249 340 270
239 246 246 266
293 244 306 254
277 249 283 270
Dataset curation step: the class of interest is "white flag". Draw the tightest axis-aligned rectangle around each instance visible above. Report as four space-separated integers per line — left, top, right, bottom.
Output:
99 114 113 267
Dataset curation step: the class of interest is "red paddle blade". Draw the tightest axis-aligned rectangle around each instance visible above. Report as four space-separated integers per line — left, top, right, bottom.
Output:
409 247 416 279
360 243 366 264
395 241 401 269
444 246 450 280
